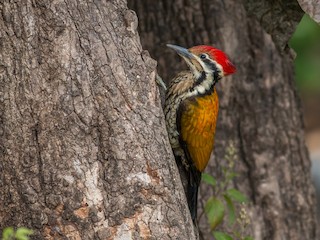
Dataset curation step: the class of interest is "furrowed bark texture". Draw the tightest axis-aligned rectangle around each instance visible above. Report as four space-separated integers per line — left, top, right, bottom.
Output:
0 1 197 239
128 0 319 239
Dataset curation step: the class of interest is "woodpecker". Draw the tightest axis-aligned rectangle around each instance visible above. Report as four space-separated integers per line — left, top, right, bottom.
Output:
164 44 236 222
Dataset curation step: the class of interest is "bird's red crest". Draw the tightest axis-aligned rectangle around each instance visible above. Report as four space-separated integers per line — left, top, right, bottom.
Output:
190 45 236 76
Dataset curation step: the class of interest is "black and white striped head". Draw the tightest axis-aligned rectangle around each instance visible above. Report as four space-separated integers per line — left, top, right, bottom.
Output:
167 44 236 82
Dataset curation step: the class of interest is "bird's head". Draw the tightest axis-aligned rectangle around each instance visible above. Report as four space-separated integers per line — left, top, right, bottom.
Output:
167 44 236 81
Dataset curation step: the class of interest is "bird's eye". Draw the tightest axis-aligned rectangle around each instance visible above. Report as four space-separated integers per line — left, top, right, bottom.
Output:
200 54 207 59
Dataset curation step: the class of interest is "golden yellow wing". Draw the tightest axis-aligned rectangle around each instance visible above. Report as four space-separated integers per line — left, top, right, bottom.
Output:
178 90 219 172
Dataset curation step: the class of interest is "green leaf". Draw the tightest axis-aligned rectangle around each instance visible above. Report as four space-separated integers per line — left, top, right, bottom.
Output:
205 197 225 229
213 231 233 240
15 227 33 240
226 172 237 181
244 237 254 240
226 189 248 203
224 194 236 225
2 227 14 240
202 173 217 186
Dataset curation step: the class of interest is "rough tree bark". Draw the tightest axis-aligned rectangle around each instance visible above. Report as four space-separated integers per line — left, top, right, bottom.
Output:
128 0 319 239
0 1 197 239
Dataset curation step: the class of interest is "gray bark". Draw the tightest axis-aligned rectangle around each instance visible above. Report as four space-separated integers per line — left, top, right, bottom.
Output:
0 1 196 239
128 0 319 239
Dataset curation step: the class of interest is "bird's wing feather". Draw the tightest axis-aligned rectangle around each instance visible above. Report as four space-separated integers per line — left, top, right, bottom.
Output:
177 90 219 172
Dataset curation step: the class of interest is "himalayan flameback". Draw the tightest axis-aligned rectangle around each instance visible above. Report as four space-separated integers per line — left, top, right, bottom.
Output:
164 44 236 221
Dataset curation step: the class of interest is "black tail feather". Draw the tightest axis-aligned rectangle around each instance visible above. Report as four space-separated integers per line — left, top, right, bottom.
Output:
188 167 202 222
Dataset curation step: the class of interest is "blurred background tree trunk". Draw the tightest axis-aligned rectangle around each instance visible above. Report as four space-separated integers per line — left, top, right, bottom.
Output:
0 1 197 239
128 0 319 239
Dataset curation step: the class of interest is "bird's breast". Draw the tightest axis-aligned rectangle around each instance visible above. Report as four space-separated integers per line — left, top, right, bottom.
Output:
180 90 219 171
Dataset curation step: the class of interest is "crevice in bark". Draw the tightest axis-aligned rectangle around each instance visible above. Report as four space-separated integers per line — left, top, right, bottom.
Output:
237 121 256 204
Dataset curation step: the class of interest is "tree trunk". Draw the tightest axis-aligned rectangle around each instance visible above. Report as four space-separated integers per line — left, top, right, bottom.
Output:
128 0 319 239
0 1 197 239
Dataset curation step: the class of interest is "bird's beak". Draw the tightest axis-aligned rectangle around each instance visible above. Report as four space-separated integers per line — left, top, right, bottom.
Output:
166 44 194 60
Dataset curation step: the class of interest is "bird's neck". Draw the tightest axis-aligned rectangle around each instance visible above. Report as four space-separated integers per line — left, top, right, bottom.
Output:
190 71 218 97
